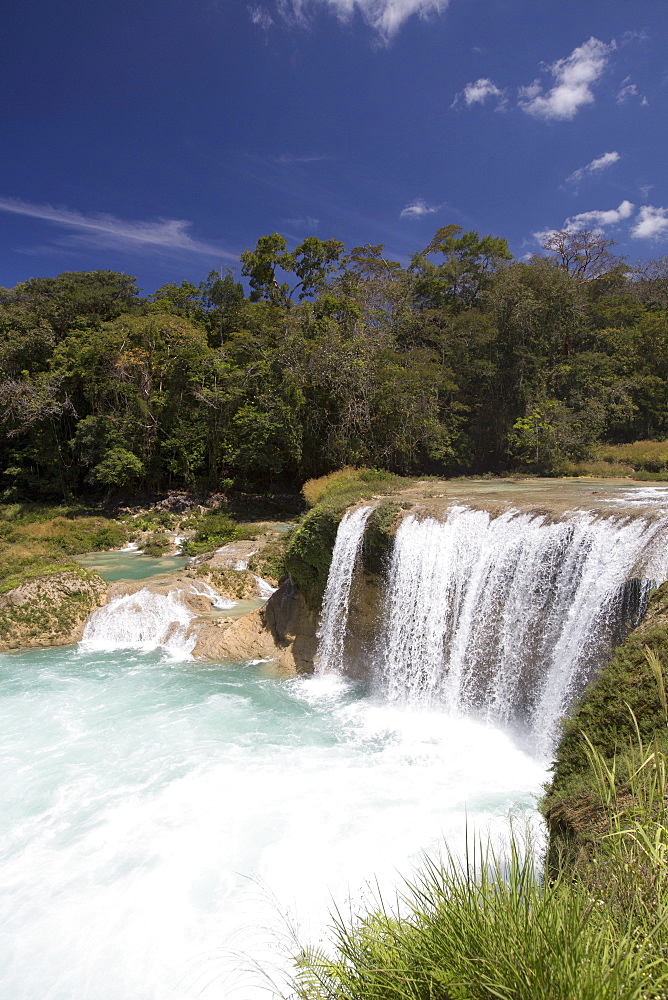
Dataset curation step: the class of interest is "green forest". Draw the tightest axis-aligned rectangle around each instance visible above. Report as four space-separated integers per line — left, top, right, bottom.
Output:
2 224 667 500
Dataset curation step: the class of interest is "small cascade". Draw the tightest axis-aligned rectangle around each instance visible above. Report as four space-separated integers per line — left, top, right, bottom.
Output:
314 505 375 675
376 506 668 753
189 580 236 610
171 534 187 553
80 588 196 659
253 575 277 599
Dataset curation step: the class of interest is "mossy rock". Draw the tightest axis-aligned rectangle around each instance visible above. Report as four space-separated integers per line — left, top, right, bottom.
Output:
362 500 402 575
284 507 339 610
0 568 107 650
543 580 668 862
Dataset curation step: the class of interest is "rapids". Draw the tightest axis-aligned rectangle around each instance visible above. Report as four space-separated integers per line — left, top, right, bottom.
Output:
5 484 668 998
0 647 544 999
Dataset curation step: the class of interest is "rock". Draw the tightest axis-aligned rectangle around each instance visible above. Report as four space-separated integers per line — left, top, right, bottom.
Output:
0 570 107 651
190 578 318 673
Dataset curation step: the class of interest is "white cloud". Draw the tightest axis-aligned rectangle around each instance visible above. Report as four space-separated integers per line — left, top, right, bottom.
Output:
563 199 634 233
616 78 638 104
452 77 506 109
0 196 232 258
248 3 274 28
400 198 440 218
631 206 668 241
519 37 615 120
566 150 620 183
258 0 450 41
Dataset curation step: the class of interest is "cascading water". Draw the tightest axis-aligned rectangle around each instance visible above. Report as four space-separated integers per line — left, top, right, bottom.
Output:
81 588 196 659
6 486 668 998
375 506 668 754
314 505 375 674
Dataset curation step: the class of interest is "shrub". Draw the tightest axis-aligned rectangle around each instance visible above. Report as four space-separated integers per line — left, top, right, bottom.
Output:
141 532 172 557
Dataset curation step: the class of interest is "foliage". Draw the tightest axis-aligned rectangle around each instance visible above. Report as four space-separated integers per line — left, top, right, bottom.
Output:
293 646 668 1000
180 510 255 556
597 440 668 474
543 583 668 843
2 228 668 498
292 824 667 1000
302 468 407 508
287 470 409 606
363 500 402 574
0 505 127 593
141 531 172 557
246 531 291 582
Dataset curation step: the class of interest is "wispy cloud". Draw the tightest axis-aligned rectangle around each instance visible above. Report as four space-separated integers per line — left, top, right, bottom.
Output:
566 151 620 184
533 200 635 244
631 206 668 240
248 4 274 29
0 196 232 258
400 198 440 218
273 152 333 164
616 77 638 104
282 215 320 230
451 77 506 110
252 0 451 42
519 37 615 120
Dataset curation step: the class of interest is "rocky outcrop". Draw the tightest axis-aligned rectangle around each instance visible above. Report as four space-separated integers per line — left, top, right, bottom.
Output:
191 578 318 673
0 570 107 651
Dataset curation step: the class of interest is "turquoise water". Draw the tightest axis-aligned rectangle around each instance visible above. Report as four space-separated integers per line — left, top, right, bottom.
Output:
74 549 191 582
0 643 546 999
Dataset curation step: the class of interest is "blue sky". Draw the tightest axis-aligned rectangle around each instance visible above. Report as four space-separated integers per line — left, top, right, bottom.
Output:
1 0 666 293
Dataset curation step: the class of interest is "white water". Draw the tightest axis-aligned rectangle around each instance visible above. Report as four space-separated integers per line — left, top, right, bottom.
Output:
376 507 668 754
0 648 545 1000
254 574 277 598
314 505 375 674
81 588 196 659
7 494 666 997
190 580 237 610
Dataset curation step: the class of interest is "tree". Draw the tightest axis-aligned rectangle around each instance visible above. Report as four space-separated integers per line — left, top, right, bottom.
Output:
410 225 512 311
240 233 345 307
5 271 140 337
540 230 624 281
199 269 245 346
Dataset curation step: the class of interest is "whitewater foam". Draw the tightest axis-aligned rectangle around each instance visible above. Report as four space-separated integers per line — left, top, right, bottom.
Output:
81 588 196 659
376 506 667 754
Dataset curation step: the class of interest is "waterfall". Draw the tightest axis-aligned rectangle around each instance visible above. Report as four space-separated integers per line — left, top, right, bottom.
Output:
314 505 375 675
376 506 667 754
80 588 196 659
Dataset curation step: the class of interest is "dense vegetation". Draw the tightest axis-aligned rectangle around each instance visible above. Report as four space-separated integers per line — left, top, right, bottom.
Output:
2 228 668 500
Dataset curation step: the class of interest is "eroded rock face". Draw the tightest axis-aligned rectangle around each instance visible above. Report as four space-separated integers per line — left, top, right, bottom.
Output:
190 579 319 673
0 571 108 651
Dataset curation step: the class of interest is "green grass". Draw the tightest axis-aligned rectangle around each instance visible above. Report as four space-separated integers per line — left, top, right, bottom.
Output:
542 583 668 863
292 819 668 1000
301 468 410 510
564 441 668 479
0 505 128 593
180 510 258 556
292 644 668 1000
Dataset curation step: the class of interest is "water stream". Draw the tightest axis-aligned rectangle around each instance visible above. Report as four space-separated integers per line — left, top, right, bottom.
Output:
3 486 668 997
0 649 543 999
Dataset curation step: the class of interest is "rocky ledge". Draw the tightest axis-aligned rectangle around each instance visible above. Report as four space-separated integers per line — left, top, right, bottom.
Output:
0 569 108 652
